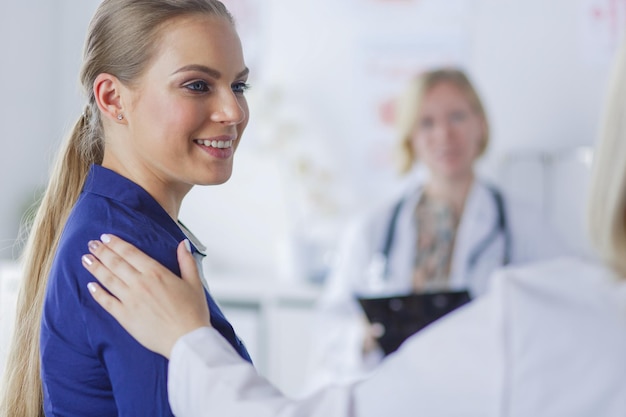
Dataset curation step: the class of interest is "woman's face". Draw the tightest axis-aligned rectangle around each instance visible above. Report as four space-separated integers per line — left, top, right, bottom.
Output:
411 81 486 181
109 14 249 200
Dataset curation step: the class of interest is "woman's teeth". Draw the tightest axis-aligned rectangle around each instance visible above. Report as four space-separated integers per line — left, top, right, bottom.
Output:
195 139 233 149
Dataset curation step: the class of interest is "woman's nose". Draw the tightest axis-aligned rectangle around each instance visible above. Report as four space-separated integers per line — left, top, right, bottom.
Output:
432 122 453 140
211 90 246 125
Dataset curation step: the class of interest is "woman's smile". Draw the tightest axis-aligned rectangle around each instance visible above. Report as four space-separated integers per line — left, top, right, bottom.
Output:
193 135 237 159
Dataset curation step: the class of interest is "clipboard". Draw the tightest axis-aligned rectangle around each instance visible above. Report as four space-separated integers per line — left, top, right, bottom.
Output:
357 290 471 356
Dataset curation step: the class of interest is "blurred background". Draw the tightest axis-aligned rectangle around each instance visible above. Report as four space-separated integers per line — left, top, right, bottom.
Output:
0 0 623 396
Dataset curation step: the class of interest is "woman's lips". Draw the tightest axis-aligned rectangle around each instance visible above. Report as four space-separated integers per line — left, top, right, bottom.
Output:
193 138 235 159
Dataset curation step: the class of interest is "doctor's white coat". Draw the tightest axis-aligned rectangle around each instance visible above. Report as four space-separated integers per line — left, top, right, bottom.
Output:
168 258 626 417
307 177 567 387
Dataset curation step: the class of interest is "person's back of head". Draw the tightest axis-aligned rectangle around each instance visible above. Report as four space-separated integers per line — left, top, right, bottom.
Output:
588 39 626 279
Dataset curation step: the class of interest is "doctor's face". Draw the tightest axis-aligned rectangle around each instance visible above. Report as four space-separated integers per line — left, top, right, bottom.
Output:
411 81 486 181
106 14 249 201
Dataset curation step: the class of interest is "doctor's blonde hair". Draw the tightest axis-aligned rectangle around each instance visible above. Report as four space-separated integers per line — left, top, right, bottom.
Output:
395 68 490 175
0 1 233 416
588 40 626 278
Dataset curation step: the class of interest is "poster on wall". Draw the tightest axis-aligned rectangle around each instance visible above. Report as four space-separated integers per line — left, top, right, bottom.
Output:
579 0 626 66
356 0 474 18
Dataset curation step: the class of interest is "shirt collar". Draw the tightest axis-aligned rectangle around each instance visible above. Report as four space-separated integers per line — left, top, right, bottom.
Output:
83 164 205 255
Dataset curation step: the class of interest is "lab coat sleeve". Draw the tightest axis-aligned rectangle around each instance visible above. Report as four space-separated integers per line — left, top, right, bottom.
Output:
307 297 380 392
169 282 505 417
306 214 385 391
168 327 354 417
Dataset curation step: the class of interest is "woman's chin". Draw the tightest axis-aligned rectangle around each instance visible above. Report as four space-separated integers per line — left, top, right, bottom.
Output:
195 170 233 186
431 165 473 181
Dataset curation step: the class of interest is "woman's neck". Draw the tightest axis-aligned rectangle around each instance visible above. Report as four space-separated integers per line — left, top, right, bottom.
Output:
424 173 475 215
101 154 187 221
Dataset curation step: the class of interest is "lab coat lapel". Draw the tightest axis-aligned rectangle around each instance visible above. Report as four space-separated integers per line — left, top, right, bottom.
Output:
448 182 497 290
388 183 425 292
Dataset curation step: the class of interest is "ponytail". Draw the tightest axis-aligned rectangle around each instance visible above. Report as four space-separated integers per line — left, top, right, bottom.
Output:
0 1 234 415
0 109 102 417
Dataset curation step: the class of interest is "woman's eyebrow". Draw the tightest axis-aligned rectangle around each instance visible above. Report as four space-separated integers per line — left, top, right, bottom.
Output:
172 64 221 78
236 67 250 79
171 65 250 79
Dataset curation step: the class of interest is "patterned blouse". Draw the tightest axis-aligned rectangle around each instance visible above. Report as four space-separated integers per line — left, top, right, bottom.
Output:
413 193 459 292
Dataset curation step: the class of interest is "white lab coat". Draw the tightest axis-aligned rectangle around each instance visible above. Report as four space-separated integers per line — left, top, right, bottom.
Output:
307 176 567 387
168 258 626 417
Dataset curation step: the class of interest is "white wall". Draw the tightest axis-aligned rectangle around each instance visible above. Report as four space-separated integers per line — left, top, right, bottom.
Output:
0 1 56 259
0 0 100 259
472 0 611 161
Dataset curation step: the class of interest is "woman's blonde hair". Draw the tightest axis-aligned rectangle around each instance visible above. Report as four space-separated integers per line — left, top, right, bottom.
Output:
0 1 233 416
395 68 490 175
588 41 626 278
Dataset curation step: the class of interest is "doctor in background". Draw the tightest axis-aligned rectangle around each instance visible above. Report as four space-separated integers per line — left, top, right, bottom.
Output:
81 37 626 414
309 68 566 386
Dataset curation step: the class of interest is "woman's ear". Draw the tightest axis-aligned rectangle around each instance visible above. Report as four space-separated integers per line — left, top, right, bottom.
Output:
93 73 126 123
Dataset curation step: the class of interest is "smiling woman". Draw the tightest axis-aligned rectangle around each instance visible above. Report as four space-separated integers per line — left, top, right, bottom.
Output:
0 1 251 417
99 13 249 215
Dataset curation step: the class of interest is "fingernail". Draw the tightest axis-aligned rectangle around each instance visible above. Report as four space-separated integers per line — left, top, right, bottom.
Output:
183 239 192 253
101 234 111 244
88 240 100 251
82 255 93 266
87 282 97 293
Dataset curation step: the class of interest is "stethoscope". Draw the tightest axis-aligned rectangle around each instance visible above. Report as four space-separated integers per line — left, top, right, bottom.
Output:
376 185 511 282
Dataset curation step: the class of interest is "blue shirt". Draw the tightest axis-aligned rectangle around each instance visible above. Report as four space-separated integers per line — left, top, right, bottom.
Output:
40 164 251 417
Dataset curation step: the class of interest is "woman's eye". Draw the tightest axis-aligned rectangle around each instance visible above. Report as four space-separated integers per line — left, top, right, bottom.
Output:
449 111 467 123
420 118 434 129
185 81 210 92
232 82 251 94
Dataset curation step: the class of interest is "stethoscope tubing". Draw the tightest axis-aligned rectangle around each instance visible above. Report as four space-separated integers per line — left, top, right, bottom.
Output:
380 185 511 280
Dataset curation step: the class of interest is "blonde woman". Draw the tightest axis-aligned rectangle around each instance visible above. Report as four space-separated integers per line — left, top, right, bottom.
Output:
0 0 250 416
83 40 626 416
309 68 566 385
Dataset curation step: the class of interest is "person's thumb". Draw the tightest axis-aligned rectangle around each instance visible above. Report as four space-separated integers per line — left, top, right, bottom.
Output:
177 239 203 290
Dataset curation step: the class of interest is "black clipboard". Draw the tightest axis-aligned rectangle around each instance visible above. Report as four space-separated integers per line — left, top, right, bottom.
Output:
357 290 471 356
